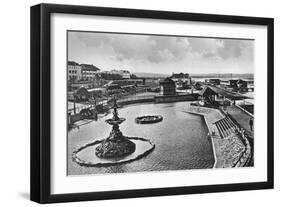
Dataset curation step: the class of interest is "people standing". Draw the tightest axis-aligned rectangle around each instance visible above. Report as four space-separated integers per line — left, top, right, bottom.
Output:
249 118 253 131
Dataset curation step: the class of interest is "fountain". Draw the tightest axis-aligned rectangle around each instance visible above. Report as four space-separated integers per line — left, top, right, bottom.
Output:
95 97 136 158
72 97 156 167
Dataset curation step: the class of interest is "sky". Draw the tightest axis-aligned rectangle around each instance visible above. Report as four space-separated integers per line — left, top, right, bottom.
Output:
68 31 254 75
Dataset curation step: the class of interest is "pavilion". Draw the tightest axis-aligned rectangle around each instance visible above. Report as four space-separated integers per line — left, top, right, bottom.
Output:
199 86 218 105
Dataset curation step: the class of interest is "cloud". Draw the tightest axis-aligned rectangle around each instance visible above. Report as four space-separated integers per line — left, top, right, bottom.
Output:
188 38 223 54
72 32 254 68
76 32 111 47
202 51 221 60
146 36 190 62
74 32 191 63
217 40 253 60
187 38 253 62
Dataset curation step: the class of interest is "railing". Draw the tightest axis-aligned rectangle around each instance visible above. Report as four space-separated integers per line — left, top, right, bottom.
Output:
68 104 95 115
235 104 254 118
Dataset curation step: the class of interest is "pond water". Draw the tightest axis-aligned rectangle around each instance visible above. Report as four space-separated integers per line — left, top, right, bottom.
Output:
68 102 215 175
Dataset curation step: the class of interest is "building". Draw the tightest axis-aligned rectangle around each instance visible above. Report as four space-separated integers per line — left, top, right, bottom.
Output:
220 80 229 88
71 87 106 101
170 72 192 88
67 62 101 81
198 86 218 105
74 87 89 101
121 71 131 79
68 61 82 81
228 79 253 92
171 72 189 79
198 85 249 105
236 79 248 92
205 78 221 85
159 78 176 96
193 82 204 90
110 69 131 79
176 79 192 89
229 79 239 89
81 64 100 80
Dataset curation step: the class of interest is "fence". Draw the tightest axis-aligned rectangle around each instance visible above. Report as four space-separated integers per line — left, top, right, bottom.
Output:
68 95 155 114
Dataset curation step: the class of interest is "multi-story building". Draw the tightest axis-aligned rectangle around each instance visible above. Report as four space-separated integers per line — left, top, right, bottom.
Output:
81 64 100 80
67 61 82 81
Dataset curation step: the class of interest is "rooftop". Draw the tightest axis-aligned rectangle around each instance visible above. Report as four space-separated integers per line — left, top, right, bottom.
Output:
171 72 189 79
81 64 101 71
68 61 80 66
159 77 175 84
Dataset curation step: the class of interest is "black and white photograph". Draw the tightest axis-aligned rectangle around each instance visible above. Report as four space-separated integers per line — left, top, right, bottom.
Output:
67 31 254 175
28 2 274 204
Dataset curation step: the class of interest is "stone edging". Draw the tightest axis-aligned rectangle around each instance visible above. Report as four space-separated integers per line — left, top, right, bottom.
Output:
72 137 155 167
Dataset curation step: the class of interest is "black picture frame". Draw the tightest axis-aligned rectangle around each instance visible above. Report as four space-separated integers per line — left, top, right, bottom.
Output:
30 3 274 204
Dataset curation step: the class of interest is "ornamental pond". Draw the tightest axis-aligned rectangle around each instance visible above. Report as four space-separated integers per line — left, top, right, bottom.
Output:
68 102 215 175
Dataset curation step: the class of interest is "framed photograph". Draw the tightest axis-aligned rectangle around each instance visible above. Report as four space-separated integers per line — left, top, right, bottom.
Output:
30 3 274 203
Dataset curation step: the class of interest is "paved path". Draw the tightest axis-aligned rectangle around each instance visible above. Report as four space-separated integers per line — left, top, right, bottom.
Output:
226 105 254 138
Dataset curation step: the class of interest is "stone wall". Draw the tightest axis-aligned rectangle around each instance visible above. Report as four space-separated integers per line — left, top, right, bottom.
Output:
118 97 155 106
231 126 252 167
154 94 197 103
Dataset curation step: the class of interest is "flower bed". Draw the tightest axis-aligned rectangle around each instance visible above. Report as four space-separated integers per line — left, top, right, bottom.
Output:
135 115 163 124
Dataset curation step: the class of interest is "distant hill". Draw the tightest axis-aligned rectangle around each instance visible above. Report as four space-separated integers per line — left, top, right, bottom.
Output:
190 73 254 80
134 72 254 80
133 72 169 78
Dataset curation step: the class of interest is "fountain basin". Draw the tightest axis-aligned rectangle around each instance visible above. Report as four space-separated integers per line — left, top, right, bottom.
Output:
73 137 155 167
135 115 163 124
